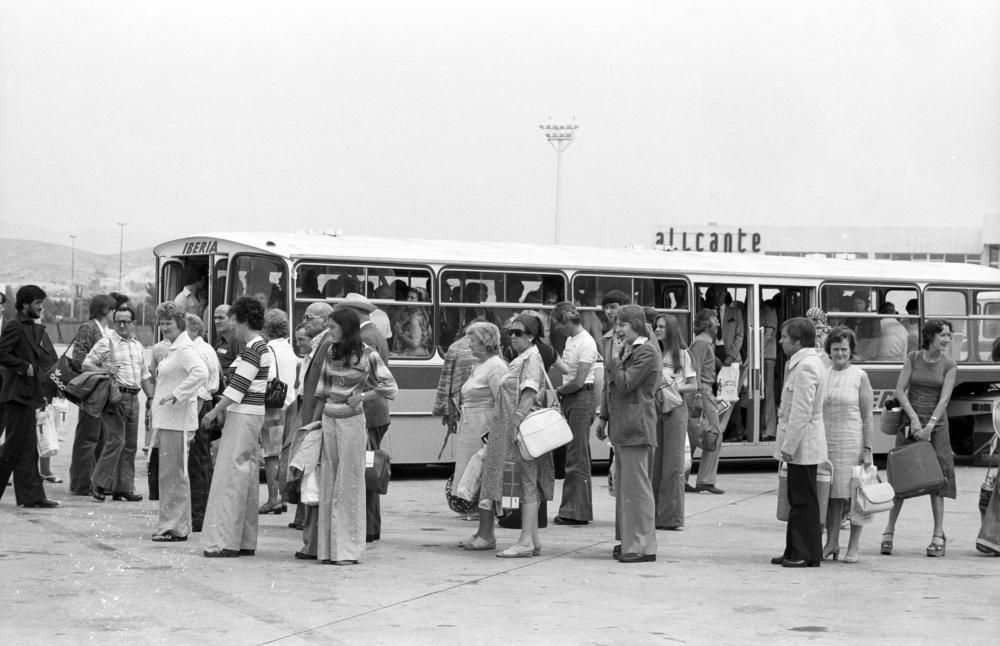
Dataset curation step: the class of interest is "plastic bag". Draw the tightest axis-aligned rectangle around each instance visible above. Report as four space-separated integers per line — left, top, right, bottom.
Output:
717 363 740 402
36 406 59 458
456 446 485 501
300 468 320 506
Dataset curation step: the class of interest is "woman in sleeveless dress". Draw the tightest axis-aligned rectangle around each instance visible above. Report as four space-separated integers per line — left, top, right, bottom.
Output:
881 319 957 558
821 327 873 563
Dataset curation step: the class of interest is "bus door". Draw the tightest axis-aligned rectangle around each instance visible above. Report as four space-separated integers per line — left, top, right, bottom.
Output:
751 284 812 444
158 253 214 335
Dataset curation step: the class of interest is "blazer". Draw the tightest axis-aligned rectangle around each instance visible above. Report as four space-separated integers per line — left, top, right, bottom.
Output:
602 336 662 447
0 315 57 407
774 347 828 465
300 329 334 425
71 319 105 373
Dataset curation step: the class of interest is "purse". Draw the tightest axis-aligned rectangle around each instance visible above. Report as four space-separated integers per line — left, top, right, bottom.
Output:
365 449 391 494
264 348 288 410
853 465 895 516
693 410 719 452
886 438 946 499
655 369 683 414
880 398 904 436
515 371 572 461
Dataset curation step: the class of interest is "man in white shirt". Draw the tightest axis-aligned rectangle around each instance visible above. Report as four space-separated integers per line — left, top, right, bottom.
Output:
551 302 598 525
84 305 154 502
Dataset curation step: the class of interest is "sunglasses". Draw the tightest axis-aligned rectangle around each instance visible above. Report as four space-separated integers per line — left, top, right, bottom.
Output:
505 328 527 338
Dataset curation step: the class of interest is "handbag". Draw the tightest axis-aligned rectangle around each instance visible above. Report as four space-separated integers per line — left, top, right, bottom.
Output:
692 410 719 452
264 348 288 410
515 371 572 460
445 473 479 515
852 465 895 518
880 398 904 436
655 369 683 414
886 438 946 499
44 332 82 405
365 449 391 494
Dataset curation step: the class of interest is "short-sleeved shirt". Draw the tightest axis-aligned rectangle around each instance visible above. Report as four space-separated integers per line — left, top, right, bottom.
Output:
223 335 272 415
562 328 598 385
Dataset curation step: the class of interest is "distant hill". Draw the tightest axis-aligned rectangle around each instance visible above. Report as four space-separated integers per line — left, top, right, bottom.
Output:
0 238 155 300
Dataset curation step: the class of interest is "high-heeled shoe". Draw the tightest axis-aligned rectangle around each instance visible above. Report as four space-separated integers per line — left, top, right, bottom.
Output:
822 546 839 561
880 532 894 555
926 533 946 557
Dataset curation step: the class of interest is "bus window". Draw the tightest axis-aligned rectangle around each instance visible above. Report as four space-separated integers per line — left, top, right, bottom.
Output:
230 255 288 313
438 269 565 352
159 261 184 304
976 291 1000 361
822 284 917 362
924 288 969 361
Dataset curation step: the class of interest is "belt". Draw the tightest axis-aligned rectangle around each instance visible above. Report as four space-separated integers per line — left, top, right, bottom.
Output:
119 386 140 395
564 384 593 394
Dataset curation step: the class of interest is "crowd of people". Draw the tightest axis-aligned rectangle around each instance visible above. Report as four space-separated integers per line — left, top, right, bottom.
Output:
2 282 999 569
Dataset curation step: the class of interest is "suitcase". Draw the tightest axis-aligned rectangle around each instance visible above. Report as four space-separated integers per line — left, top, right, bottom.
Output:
886 440 946 499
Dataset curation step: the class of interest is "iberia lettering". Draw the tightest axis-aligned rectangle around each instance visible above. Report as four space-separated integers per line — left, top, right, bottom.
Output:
654 227 762 253
180 240 219 255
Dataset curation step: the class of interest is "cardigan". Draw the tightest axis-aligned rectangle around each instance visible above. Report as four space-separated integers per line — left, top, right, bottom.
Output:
151 333 208 431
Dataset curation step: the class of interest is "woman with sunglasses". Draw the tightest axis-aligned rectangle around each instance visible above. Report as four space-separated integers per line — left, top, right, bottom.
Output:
592 305 662 563
478 313 555 558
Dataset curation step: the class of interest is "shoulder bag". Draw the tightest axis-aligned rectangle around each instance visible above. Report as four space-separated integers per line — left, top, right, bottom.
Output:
686 341 717 451
45 330 83 404
655 366 683 414
516 362 572 461
264 347 288 410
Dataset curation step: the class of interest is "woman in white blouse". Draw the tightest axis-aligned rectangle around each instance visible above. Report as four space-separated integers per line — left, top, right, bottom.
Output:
150 303 208 542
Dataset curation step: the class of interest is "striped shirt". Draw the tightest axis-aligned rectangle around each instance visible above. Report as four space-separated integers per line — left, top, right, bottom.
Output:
223 334 272 415
315 345 397 419
84 331 150 389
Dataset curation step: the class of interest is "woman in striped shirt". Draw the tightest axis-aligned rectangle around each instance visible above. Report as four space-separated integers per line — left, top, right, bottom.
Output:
200 297 273 558
309 307 397 565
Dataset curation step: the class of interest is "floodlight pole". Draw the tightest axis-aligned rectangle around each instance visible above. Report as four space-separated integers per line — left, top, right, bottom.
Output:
69 234 77 319
539 123 578 245
117 222 127 290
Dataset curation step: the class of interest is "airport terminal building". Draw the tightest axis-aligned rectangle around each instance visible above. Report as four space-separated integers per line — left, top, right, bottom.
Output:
653 214 1000 268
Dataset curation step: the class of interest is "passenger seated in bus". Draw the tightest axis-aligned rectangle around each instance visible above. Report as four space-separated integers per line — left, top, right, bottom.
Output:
323 274 360 299
505 277 525 303
298 269 323 299
904 298 921 354
392 288 431 357
876 302 907 361
847 290 878 360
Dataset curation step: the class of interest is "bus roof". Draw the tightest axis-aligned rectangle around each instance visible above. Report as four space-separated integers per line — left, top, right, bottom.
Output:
155 231 1000 285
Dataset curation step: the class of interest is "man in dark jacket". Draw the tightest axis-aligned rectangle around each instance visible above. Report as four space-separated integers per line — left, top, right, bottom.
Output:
0 285 59 507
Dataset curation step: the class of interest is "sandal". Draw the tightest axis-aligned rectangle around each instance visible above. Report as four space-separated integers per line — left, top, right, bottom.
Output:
463 537 497 551
880 532 894 555
926 533 946 557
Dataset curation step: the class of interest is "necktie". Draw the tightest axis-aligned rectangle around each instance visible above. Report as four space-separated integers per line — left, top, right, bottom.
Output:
716 307 723 341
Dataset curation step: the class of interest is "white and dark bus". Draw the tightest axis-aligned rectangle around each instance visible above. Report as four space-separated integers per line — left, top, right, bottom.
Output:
154 232 1000 465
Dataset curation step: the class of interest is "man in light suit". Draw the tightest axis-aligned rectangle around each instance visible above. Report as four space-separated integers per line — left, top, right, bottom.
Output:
0 285 59 507
290 302 334 549
771 317 828 568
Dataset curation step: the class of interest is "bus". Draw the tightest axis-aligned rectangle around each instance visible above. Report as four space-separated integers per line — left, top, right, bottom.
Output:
154 232 1000 465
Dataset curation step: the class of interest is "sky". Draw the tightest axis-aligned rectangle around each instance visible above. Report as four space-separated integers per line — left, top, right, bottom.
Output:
1 0 998 255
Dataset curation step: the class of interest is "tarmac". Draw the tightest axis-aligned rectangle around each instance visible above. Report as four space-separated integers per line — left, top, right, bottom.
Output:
2 417 999 645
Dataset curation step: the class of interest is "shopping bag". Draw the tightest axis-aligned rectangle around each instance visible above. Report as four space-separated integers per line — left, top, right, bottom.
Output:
684 430 692 474
456 446 486 501
36 406 59 458
776 462 789 521
300 469 320 505
717 363 741 402
777 461 832 522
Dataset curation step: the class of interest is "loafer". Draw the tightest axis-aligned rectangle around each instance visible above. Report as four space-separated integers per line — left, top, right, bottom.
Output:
91 487 107 502
112 491 143 502
612 544 622 560
696 485 725 495
294 551 317 560
22 499 60 508
41 474 63 484
618 553 656 563
288 522 305 530
239 549 255 556
203 549 241 558
780 558 820 568
553 516 589 526
684 484 698 493
366 534 380 543
770 556 787 565
151 533 188 542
